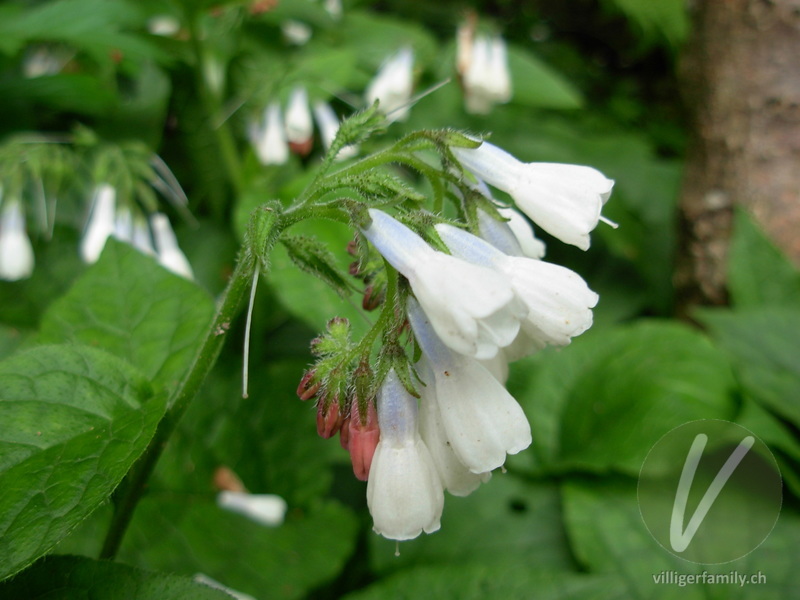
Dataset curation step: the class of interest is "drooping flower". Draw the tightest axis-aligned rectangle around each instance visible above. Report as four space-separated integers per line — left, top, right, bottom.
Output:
282 20 313 45
0 198 35 281
407 298 532 474
285 86 314 156
131 217 156 256
461 35 512 114
312 101 359 160
249 102 289 165
365 48 414 122
452 140 614 250
366 369 444 540
80 183 117 263
217 491 288 527
348 398 380 481
416 358 491 496
151 213 194 280
361 208 526 360
436 223 598 352
477 206 546 259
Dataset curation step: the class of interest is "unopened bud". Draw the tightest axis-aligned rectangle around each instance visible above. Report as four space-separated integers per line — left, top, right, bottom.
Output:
348 399 379 481
362 284 384 311
316 398 344 439
339 416 351 450
349 260 361 276
213 465 247 493
346 240 358 256
297 369 320 401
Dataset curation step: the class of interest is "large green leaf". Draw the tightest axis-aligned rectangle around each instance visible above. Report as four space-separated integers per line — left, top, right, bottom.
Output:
727 209 800 309
508 45 584 110
344 562 627 600
508 321 736 475
0 555 234 599
0 344 160 580
369 477 573 574
601 0 690 49
38 240 215 393
119 498 358 600
698 308 800 428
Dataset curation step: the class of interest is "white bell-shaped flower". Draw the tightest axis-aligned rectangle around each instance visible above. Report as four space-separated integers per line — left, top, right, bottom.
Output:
217 491 288 527
113 206 133 243
452 140 614 250
80 184 117 263
407 299 532 474
463 35 512 114
282 20 313 45
365 48 414 122
436 224 598 352
0 199 35 281
250 102 289 165
361 209 526 360
312 101 358 160
151 213 194 280
477 206 546 259
131 217 156 256
367 369 444 540
417 358 491 496
285 86 313 146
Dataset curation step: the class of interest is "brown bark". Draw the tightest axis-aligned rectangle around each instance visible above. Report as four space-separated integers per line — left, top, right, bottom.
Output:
676 0 800 313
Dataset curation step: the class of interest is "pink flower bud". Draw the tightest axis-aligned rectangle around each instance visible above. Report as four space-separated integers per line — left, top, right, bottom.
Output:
297 369 320 401
316 399 344 439
339 416 351 450
362 285 384 311
348 400 380 481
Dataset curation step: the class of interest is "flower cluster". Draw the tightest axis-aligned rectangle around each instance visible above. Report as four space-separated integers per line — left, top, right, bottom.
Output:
456 25 512 115
298 138 614 541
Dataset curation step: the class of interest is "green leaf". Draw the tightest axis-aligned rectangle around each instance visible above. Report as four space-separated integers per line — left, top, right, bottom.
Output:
281 234 353 298
698 308 800 428
0 344 160 580
600 0 690 49
0 555 234 599
369 477 573 574
0 73 117 116
38 240 215 393
508 321 736 475
344 562 627 600
563 478 800 599
728 208 800 309
119 498 358 600
507 46 584 110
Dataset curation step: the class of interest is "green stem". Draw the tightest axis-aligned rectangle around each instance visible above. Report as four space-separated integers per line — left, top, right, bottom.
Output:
99 209 282 560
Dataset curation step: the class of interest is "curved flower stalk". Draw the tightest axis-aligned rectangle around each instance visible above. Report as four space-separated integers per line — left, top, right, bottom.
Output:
452 140 614 250
361 208 526 360
367 369 444 540
250 102 289 165
436 223 598 352
365 47 415 122
416 358 491 495
0 198 35 281
80 183 117 263
151 213 194 280
407 298 532 474
313 101 359 160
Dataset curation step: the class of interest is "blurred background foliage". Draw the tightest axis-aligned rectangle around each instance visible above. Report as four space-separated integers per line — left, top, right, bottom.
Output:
0 0 798 598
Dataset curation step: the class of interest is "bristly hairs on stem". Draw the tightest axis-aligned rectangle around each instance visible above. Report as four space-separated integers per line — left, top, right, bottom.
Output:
242 262 261 399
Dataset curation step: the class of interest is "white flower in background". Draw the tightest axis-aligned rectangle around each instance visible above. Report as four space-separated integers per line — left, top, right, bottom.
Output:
285 86 314 151
361 209 526 360
113 206 133 243
477 206 546 259
452 140 614 250
324 0 342 20
367 369 444 540
365 47 414 122
282 20 313 45
436 224 598 352
147 15 180 37
151 213 194 280
462 35 512 114
131 217 156 256
416 358 491 496
0 198 35 281
217 491 288 527
80 183 117 263
312 101 359 160
407 299 532 474
22 46 71 78
249 102 289 165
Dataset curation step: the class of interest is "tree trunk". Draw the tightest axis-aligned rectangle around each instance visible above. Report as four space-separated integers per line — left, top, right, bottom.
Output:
676 0 800 313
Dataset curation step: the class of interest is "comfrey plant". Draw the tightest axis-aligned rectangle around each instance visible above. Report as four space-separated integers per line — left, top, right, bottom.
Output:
271 105 615 542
